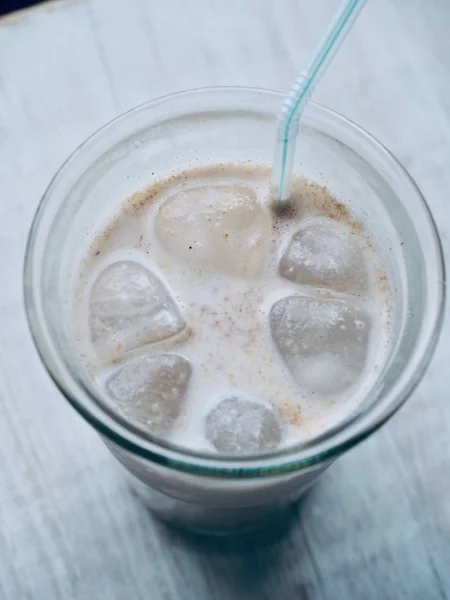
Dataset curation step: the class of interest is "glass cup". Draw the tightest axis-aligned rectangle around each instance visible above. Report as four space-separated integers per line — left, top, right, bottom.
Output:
24 87 445 534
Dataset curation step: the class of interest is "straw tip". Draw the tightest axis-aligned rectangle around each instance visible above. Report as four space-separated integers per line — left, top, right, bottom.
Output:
269 182 290 202
269 194 301 220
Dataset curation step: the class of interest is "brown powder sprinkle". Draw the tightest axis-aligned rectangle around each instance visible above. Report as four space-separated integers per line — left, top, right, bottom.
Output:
279 403 302 427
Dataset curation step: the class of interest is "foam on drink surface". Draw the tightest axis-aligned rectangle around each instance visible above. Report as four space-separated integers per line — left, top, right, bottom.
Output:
74 165 392 453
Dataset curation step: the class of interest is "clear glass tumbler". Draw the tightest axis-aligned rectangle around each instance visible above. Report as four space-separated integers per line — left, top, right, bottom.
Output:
24 87 445 534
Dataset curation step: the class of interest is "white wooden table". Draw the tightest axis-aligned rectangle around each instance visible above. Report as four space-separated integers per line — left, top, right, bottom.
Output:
1 1 449 598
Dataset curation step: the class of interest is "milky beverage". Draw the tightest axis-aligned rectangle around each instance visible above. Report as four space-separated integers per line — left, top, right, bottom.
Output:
74 164 391 454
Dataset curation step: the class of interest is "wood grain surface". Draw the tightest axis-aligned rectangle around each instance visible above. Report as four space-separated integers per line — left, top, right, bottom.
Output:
0 1 449 598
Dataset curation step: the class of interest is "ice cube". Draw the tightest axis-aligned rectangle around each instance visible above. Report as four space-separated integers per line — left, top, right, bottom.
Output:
279 221 368 293
155 185 270 277
205 397 282 454
90 261 185 358
105 353 191 435
270 295 371 395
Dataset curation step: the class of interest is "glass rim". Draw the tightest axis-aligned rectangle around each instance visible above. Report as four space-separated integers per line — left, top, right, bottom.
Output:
24 86 446 478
